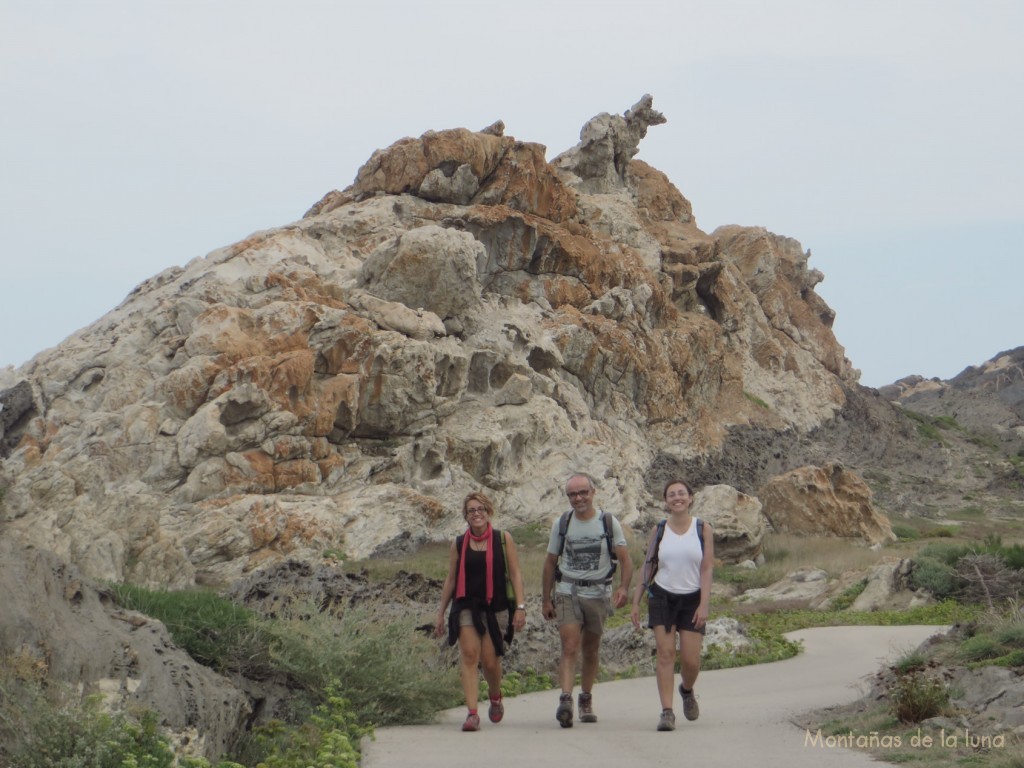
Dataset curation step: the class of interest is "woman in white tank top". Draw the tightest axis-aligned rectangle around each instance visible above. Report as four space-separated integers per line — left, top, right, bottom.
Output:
631 479 714 731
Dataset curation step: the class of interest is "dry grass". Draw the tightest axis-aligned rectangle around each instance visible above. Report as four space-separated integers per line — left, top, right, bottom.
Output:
761 533 895 577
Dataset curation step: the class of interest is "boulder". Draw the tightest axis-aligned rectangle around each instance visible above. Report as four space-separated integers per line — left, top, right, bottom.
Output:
849 558 921 611
758 462 896 544
358 225 485 320
690 484 767 563
737 567 830 605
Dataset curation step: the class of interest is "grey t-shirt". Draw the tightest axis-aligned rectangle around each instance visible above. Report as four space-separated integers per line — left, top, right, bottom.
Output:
547 510 626 599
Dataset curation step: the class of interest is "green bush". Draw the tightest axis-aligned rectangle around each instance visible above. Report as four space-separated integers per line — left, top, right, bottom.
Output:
888 672 949 723
891 524 920 541
958 634 1002 662
995 623 1024 647
998 543 1024 570
910 558 963 599
489 668 555 699
891 649 928 675
831 579 868 610
267 608 459 727
248 684 370 768
111 585 276 678
917 542 971 566
0 688 177 768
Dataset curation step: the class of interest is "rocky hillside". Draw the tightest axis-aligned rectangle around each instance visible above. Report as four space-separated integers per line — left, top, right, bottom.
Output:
0 95 1019 593
3 95 1024 762
880 347 1024 458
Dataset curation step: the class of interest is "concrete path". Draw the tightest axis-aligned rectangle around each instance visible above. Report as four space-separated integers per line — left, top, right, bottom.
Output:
362 625 946 768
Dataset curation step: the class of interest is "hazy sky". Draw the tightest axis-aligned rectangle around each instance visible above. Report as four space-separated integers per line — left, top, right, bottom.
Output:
2 1 1021 388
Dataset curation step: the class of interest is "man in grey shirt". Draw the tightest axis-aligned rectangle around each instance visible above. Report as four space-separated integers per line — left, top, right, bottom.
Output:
542 473 633 727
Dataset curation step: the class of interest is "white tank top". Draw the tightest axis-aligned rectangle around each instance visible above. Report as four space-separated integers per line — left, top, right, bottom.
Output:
653 518 703 594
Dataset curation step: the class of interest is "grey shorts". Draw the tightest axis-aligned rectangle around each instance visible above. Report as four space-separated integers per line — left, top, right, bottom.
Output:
553 592 609 635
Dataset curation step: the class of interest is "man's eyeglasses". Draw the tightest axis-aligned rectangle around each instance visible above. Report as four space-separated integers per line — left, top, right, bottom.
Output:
566 490 591 498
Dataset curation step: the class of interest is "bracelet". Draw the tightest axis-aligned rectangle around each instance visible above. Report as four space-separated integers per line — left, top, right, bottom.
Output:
516 605 526 611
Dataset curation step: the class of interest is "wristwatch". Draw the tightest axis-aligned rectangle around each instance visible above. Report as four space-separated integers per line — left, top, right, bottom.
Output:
516 604 526 611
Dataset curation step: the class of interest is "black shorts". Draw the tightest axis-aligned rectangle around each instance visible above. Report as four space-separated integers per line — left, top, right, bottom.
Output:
647 582 705 635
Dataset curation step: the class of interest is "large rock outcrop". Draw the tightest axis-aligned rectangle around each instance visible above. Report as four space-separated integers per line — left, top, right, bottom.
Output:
0 95 856 587
0 540 250 760
689 484 766 563
758 462 896 544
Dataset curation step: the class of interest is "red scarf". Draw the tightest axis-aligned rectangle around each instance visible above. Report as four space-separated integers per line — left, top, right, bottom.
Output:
456 523 494 603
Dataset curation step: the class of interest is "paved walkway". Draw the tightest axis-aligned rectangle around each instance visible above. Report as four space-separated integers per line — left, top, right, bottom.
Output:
362 625 946 768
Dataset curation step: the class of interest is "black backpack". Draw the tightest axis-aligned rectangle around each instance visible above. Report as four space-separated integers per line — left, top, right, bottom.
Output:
554 509 618 585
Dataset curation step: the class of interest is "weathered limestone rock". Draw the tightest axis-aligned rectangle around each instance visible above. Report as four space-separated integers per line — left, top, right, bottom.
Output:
690 484 767 563
758 462 896 544
358 225 485 320
0 96 854 588
737 567 831 604
849 558 921 611
553 93 667 194
0 540 249 761
0 380 34 457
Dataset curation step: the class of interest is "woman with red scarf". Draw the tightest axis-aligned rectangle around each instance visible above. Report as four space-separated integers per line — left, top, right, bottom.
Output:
434 492 527 731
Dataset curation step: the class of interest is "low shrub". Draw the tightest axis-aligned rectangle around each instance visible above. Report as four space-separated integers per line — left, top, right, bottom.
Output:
830 579 868 610
891 524 920 541
246 684 370 768
958 634 1002 662
0 678 177 768
110 585 275 678
909 558 962 600
267 607 460 727
891 649 928 675
887 672 949 723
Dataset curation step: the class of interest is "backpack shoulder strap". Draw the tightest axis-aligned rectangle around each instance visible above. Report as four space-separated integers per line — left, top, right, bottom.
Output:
696 517 705 555
642 518 668 587
600 511 615 558
600 511 618 577
556 510 573 556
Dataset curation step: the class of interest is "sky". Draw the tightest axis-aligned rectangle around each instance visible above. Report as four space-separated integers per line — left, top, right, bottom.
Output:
1 1 1021 388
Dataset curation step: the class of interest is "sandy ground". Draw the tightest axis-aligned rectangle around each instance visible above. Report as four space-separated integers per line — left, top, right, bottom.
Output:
362 624 946 768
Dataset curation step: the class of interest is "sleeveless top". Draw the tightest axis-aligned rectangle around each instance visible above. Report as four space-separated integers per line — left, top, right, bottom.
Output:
653 518 702 594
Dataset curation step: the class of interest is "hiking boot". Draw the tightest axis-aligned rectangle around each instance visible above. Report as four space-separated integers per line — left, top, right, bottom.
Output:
679 684 699 721
556 692 573 728
488 695 504 724
462 712 480 732
657 708 676 731
578 691 597 723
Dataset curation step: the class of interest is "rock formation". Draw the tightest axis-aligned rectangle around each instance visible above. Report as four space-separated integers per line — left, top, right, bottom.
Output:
0 540 250 759
758 462 895 543
0 95 860 588
4 92 1024 763
880 346 1024 462
689 484 766 563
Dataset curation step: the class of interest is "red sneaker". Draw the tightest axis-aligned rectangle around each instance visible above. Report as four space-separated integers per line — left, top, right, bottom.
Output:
488 695 504 723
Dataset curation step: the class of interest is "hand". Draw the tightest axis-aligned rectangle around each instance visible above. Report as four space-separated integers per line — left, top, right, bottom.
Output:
513 609 526 631
694 604 709 630
433 616 445 639
543 600 556 621
630 604 641 629
611 587 628 609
